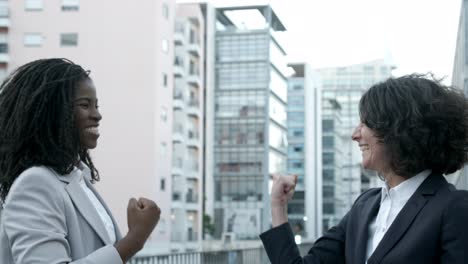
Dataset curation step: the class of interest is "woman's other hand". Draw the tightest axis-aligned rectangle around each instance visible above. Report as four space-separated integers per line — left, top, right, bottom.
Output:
115 197 161 262
270 174 297 227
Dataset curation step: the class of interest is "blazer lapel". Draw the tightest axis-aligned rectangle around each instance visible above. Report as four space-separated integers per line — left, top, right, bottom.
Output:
60 170 112 245
354 191 381 264
367 173 444 264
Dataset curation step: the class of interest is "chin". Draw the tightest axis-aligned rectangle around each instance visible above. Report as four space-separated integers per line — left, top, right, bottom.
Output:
83 142 98 150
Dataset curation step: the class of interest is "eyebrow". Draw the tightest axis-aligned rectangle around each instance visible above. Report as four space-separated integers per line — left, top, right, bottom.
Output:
74 97 98 102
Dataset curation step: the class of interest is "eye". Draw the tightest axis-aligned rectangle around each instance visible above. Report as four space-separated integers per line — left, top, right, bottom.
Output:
79 103 90 109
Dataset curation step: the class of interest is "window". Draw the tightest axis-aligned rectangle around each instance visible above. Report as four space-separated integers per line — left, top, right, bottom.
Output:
323 169 334 180
25 0 43 11
323 153 334 166
161 39 168 53
292 84 303 91
0 43 8 53
163 73 168 87
60 33 78 46
160 178 166 191
322 136 334 148
162 2 169 19
293 146 303 153
24 33 43 47
62 0 79 11
160 142 167 156
322 120 334 132
161 107 168 122
323 203 335 214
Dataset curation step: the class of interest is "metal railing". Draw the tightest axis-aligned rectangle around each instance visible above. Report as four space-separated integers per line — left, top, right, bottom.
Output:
130 242 314 264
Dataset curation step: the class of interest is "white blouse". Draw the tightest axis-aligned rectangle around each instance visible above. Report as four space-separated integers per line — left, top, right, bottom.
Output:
76 164 116 244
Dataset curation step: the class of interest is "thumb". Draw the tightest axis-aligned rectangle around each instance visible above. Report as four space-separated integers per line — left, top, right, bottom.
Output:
270 173 279 182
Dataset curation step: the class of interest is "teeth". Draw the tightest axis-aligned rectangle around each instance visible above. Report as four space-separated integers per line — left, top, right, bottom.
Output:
360 145 369 151
85 127 99 135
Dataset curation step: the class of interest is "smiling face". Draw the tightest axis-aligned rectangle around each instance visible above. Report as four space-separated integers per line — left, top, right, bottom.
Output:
351 122 389 173
73 78 102 150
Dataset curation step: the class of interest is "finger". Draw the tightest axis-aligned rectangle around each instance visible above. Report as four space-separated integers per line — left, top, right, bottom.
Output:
138 201 145 209
286 189 295 200
129 197 138 207
293 174 298 184
286 184 296 195
128 198 138 213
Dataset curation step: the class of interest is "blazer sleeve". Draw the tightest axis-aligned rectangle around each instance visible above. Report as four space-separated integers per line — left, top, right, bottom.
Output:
260 212 348 264
2 169 122 264
440 190 468 263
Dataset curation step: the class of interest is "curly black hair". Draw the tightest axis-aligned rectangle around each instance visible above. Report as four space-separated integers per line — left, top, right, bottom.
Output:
0 58 100 202
359 74 468 177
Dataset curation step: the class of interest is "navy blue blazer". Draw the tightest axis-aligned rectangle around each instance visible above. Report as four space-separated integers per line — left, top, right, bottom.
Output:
260 173 468 264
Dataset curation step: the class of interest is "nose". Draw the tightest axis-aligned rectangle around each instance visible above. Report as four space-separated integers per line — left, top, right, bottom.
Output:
91 107 102 122
351 123 362 141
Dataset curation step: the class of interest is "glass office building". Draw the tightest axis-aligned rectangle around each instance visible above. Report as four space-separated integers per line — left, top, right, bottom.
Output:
211 5 288 240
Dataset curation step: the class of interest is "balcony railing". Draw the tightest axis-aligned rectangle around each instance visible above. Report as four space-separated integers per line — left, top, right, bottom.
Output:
130 242 314 264
186 193 198 203
188 99 199 107
187 130 199 140
172 157 183 169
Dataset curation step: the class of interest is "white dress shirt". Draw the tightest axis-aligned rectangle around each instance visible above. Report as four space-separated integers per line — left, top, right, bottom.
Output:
76 163 117 244
366 170 431 262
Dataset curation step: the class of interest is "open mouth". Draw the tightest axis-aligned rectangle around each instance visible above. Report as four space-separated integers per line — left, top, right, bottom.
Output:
84 126 99 136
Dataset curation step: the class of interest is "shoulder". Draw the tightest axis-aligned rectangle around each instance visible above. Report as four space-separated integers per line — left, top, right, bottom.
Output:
445 189 468 210
13 166 61 187
5 166 63 203
354 187 381 205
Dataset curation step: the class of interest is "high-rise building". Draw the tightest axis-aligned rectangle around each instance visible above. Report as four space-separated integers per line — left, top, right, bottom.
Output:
317 59 395 226
287 63 323 240
451 0 468 190
6 0 176 254
170 3 205 252
203 4 289 240
0 0 8 81
321 97 347 230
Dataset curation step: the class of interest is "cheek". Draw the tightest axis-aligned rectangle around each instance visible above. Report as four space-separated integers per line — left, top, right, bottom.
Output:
73 110 86 128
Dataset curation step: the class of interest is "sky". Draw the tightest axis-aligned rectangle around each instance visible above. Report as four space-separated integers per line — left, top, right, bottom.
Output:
178 0 462 83
269 0 462 82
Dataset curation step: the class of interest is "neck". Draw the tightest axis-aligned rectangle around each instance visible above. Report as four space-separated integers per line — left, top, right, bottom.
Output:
381 170 406 188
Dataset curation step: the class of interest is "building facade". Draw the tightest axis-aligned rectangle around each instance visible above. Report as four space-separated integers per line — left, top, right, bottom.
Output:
452 0 468 190
287 63 323 240
170 3 205 252
321 97 347 230
204 4 289 240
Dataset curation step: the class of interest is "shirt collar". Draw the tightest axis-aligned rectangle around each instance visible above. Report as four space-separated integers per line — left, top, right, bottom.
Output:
74 161 92 182
380 169 431 203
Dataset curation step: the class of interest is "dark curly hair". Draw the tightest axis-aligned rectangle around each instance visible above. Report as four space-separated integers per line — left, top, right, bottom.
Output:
0 58 100 203
359 74 468 177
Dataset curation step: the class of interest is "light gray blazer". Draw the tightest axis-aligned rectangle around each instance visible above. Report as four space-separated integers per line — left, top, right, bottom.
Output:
0 166 123 263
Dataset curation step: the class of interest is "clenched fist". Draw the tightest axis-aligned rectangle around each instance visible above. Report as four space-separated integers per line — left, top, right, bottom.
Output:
127 197 161 243
270 174 298 207
115 197 161 262
270 174 297 227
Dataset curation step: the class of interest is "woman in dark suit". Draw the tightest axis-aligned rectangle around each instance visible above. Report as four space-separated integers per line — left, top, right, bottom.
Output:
261 74 468 264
